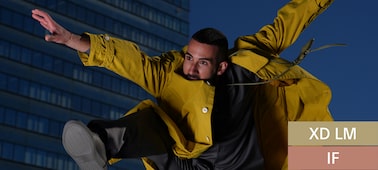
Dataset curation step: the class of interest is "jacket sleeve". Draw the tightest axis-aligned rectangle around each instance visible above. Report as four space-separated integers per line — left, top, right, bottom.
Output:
234 0 334 56
230 1 335 170
77 33 184 97
231 0 334 82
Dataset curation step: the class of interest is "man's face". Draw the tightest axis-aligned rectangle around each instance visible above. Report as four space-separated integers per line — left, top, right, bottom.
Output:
183 39 220 80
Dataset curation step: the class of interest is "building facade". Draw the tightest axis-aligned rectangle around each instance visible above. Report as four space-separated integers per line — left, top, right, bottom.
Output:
0 0 189 169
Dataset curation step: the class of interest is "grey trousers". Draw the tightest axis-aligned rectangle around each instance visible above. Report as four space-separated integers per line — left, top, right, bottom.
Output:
87 108 211 169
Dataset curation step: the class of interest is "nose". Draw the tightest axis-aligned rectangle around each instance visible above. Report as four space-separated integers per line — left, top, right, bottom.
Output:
187 62 199 75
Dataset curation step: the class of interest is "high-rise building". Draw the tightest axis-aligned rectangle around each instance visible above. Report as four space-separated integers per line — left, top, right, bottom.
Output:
0 0 189 169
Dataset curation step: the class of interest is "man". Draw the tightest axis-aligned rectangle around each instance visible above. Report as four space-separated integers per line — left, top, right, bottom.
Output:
32 10 264 169
32 0 334 169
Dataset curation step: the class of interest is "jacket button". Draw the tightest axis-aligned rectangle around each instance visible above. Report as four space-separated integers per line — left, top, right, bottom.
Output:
202 107 208 113
105 35 110 41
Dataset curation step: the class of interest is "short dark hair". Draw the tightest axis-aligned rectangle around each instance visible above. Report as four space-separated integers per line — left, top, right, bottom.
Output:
191 28 228 63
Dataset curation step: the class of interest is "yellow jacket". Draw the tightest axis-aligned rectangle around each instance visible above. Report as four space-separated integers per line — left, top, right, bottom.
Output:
79 35 215 159
78 0 334 169
231 0 334 169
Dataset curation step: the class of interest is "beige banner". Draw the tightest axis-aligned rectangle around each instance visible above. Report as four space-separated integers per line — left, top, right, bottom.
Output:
288 121 378 145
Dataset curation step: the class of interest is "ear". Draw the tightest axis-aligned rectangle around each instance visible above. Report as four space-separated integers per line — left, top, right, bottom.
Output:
216 61 228 75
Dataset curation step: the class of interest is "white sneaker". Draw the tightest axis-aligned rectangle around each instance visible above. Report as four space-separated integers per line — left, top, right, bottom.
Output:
62 120 107 170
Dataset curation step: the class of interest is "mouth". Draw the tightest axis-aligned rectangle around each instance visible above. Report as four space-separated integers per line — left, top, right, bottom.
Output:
186 74 200 80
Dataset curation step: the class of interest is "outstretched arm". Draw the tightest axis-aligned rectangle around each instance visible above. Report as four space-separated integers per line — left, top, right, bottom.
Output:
31 9 90 52
235 0 334 55
230 0 334 74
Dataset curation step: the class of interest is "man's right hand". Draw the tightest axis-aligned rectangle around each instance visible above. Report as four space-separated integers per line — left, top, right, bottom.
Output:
31 9 90 52
31 9 72 44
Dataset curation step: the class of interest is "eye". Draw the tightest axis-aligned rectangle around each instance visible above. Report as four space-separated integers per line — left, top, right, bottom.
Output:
199 60 209 65
185 54 193 61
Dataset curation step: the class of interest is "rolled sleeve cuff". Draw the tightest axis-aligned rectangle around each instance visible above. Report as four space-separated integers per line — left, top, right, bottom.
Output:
77 32 114 67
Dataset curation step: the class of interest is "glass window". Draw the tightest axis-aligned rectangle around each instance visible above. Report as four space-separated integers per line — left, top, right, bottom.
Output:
56 154 65 170
101 104 110 118
148 10 156 22
76 7 86 23
0 107 5 123
82 97 91 113
11 12 23 29
48 120 61 137
35 150 46 166
66 3 77 18
63 62 74 78
86 10 95 25
13 144 25 162
102 74 111 89
82 70 91 83
57 1 67 13
95 14 105 28
53 59 64 74
5 109 16 126
21 48 32 65
0 41 10 56
16 111 27 129
25 147 36 164
1 142 14 159
60 92 72 108
119 80 129 95
32 52 43 68
92 71 102 87
27 114 38 131
104 17 114 32
71 95 81 111
19 79 30 96
38 117 49 133
33 19 45 35
0 9 12 25
111 77 120 92
129 84 138 97
23 17 34 33
46 0 58 10
0 72 7 90
91 100 101 116
40 86 50 102
42 56 53 71
45 150 56 169
29 82 40 99
7 76 19 93
49 89 59 105
113 22 122 36
10 44 21 61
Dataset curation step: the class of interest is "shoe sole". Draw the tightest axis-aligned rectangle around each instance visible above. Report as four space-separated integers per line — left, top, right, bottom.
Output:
62 120 107 170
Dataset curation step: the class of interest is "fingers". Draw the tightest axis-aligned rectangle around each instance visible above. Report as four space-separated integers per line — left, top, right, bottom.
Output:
44 34 52 42
32 9 71 44
31 9 47 23
31 9 55 33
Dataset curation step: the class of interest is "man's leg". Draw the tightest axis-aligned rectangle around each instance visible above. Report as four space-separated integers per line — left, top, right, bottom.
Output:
88 107 174 158
62 107 173 169
62 120 108 170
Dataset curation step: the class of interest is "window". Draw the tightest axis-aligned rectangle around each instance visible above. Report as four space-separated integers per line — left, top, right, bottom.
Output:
16 111 27 129
0 39 10 56
4 109 16 126
1 142 14 159
13 145 25 162
10 44 21 61
0 72 6 89
7 76 19 93
21 48 32 64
